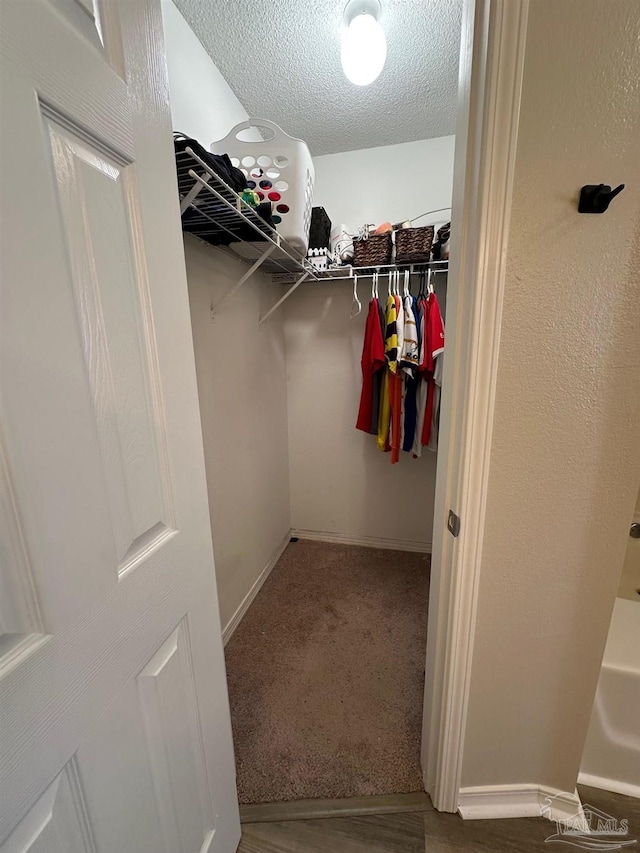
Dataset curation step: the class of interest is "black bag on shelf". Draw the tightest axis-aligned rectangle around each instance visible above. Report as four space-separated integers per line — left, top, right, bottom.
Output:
174 133 247 193
431 222 451 260
175 132 275 246
308 207 332 251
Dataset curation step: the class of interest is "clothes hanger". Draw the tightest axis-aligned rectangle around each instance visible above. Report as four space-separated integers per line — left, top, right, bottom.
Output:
374 270 379 300
350 273 362 319
427 268 435 295
404 269 410 298
388 271 393 298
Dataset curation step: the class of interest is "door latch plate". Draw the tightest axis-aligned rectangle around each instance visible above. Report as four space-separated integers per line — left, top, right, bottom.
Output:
448 510 461 538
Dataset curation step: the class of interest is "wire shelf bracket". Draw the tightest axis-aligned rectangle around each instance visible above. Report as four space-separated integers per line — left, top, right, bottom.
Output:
259 270 311 325
210 244 276 321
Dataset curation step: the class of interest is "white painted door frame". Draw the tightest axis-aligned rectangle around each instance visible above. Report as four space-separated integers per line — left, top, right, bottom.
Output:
421 0 530 813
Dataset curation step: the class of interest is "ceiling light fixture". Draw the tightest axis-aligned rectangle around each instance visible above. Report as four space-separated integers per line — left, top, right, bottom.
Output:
341 0 387 87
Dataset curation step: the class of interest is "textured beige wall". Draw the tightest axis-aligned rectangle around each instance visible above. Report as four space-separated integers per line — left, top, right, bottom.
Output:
186 238 291 631
461 0 640 792
163 1 292 631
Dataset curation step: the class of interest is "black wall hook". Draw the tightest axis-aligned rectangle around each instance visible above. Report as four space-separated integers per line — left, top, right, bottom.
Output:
578 183 625 214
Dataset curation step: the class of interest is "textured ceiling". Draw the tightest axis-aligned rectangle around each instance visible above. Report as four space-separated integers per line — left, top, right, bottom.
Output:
173 0 463 155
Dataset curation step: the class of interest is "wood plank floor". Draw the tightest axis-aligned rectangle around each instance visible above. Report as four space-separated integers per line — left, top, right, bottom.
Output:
238 812 425 853
240 792 430 824
237 785 640 852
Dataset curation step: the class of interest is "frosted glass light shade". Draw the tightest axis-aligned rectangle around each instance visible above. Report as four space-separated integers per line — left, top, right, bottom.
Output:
341 13 387 86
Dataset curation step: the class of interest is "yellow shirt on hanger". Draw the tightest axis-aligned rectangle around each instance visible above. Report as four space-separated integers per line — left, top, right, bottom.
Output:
377 295 398 451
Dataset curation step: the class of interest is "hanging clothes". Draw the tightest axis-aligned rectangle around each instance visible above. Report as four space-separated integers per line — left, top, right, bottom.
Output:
356 275 445 463
426 291 445 367
421 291 445 450
389 293 404 463
412 296 430 458
356 298 385 435
427 351 444 451
377 295 398 452
399 295 419 375
425 292 445 451
400 295 420 452
373 298 386 434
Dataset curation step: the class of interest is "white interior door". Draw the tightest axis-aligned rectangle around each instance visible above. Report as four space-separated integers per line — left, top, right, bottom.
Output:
0 1 240 850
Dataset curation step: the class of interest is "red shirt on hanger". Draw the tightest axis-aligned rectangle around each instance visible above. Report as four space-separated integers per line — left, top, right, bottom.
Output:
425 292 445 372
422 293 445 446
356 298 385 434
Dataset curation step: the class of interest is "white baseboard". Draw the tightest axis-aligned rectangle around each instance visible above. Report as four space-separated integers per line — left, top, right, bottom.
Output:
458 784 586 826
290 528 432 554
222 530 291 645
578 771 640 801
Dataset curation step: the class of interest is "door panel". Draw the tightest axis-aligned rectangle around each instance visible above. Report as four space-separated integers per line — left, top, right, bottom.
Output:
47 0 106 53
0 0 239 849
75 680 166 853
0 433 46 657
137 620 215 853
0 759 95 853
1 64 119 636
45 114 176 576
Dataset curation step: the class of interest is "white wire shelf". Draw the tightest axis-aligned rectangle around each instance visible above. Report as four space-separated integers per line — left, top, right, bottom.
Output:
318 260 449 280
176 146 314 275
175 144 319 322
174 143 448 320
270 259 449 284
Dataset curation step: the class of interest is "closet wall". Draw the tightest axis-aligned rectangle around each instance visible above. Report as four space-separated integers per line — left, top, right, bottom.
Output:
161 0 247 143
162 0 292 633
286 138 454 549
313 136 455 231
284 284 437 549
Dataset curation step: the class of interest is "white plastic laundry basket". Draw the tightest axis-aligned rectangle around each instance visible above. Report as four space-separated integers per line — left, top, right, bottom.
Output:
211 119 314 256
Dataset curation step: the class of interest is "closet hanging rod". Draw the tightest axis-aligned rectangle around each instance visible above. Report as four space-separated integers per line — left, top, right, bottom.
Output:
324 269 448 281
313 260 449 282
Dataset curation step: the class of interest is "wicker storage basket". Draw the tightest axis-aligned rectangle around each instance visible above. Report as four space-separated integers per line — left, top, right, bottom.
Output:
395 226 435 264
353 233 393 267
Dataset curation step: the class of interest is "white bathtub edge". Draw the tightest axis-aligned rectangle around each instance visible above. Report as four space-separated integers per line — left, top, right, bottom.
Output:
578 771 640 801
603 598 640 672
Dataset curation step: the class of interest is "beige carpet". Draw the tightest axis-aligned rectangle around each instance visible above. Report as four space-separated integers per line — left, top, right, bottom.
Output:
224 540 430 804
